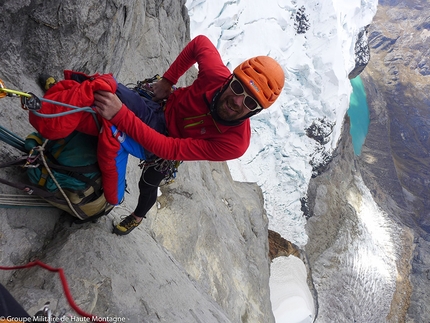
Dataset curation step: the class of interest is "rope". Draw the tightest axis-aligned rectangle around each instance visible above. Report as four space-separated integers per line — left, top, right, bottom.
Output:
0 260 108 322
0 125 27 152
38 97 96 114
0 194 53 208
36 140 84 220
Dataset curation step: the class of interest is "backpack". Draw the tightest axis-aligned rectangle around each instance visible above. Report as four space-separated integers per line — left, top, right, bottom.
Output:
23 131 113 222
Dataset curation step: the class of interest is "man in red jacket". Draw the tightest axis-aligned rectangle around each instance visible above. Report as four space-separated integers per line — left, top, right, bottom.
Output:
94 35 285 235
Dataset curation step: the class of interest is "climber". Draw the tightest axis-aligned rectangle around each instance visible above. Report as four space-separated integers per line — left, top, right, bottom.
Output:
94 34 285 235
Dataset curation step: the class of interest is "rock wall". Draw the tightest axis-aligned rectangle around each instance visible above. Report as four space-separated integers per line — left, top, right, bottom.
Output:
0 1 274 322
305 118 410 322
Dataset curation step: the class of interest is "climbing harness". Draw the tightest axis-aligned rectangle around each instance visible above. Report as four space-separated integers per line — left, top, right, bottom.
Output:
0 260 108 322
126 74 177 101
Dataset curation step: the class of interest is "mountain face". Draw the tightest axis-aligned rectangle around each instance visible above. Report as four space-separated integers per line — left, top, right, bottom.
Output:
305 1 430 322
360 1 430 321
0 1 274 322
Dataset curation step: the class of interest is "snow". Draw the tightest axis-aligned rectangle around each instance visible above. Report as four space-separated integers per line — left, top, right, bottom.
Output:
185 0 378 322
270 256 314 323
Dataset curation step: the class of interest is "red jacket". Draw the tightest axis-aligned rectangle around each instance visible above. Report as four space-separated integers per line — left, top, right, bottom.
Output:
110 35 251 161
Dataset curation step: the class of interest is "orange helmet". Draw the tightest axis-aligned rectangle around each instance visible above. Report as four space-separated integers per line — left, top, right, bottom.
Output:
233 56 284 109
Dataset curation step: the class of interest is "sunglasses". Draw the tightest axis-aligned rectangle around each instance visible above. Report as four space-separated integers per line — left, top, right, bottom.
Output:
229 76 261 111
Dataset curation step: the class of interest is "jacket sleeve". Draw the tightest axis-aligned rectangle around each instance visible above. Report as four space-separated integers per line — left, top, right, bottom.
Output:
110 106 250 162
163 35 228 85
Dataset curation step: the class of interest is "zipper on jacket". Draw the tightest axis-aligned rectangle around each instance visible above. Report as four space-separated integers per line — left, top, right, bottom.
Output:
184 120 204 129
183 112 222 133
183 113 210 129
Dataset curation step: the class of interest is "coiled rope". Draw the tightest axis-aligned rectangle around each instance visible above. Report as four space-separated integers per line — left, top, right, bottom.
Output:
35 139 84 219
0 194 52 207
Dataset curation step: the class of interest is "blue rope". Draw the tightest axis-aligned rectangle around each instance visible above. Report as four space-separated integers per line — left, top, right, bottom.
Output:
0 125 26 152
38 97 96 114
35 98 100 130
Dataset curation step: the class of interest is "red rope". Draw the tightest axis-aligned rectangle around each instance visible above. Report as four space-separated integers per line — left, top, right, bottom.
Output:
0 260 107 322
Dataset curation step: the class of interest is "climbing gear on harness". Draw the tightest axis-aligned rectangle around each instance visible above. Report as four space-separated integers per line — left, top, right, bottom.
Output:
113 214 142 235
233 56 285 109
128 74 162 99
126 74 176 102
139 158 182 187
126 77 182 186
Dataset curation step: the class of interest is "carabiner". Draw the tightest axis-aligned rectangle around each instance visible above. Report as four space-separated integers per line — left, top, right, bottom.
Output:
21 92 41 110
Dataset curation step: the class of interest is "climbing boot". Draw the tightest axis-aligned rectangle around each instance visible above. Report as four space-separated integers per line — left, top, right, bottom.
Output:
113 214 141 235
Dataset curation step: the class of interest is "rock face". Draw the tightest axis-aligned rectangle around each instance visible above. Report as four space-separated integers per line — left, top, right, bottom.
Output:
268 230 301 261
0 1 274 322
348 25 371 80
305 1 430 322
305 118 409 322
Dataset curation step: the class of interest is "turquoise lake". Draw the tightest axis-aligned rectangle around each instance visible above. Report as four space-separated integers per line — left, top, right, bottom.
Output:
347 76 370 155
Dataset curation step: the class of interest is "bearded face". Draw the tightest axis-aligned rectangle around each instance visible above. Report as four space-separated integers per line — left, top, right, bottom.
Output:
215 81 259 122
